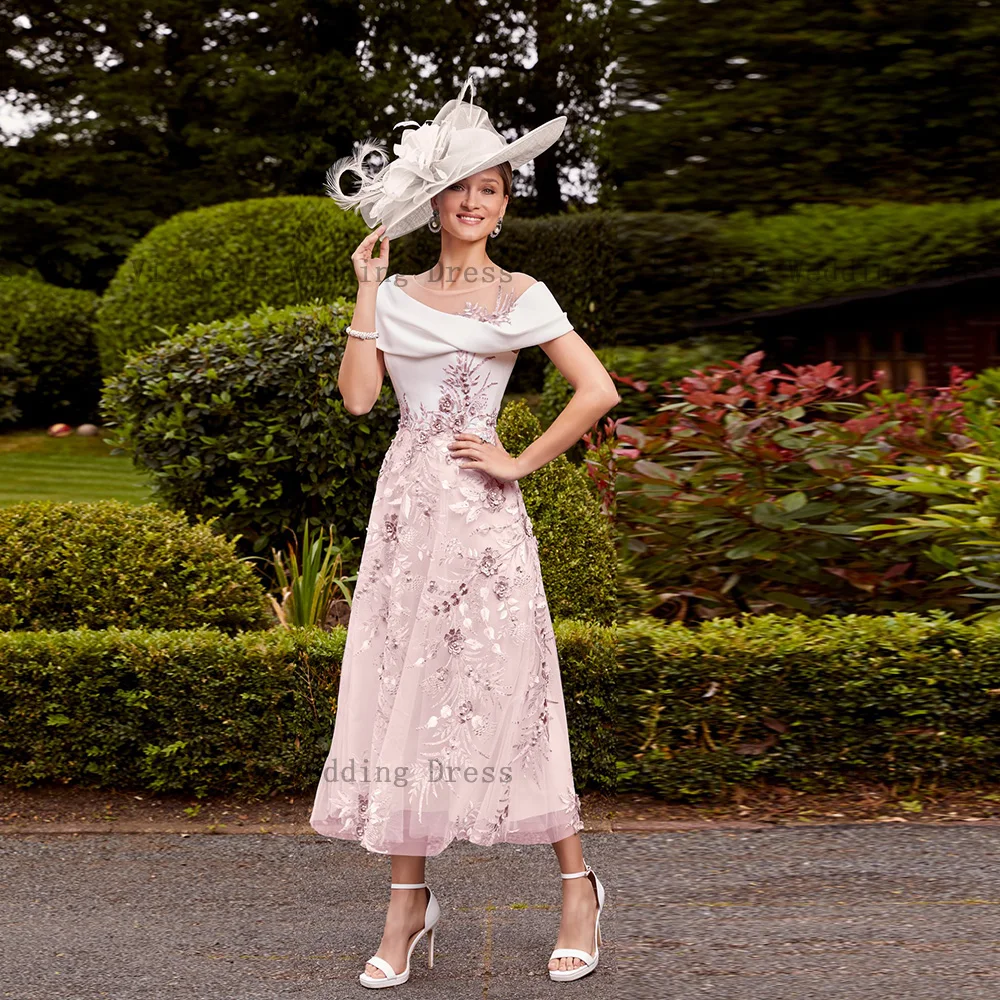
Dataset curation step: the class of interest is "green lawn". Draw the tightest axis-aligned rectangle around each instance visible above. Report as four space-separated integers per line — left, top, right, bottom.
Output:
0 429 154 506
0 397 549 508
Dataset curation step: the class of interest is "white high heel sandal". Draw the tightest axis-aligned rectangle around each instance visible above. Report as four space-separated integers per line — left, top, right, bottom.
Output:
548 863 605 983
358 881 440 989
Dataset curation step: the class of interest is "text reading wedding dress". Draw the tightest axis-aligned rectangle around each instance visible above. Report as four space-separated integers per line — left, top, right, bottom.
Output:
309 272 585 857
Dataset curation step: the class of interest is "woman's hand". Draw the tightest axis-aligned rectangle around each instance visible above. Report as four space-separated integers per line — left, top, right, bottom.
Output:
352 224 389 287
448 433 523 482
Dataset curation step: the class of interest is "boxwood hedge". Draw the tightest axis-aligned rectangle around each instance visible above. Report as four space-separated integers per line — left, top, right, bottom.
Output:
99 299 399 555
0 275 103 425
0 500 272 633
93 195 368 376
0 619 617 796
498 398 617 626
618 611 1000 799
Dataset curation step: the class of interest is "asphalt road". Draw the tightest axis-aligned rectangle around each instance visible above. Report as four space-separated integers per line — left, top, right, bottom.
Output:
2 825 998 999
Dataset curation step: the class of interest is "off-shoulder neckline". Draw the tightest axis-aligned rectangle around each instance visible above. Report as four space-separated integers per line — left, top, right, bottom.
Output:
384 272 545 321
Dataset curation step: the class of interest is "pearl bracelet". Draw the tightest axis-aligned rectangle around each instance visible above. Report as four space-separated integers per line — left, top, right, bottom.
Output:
346 325 378 340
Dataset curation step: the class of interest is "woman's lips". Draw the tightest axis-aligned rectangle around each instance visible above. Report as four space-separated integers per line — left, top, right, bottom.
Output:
457 214 484 225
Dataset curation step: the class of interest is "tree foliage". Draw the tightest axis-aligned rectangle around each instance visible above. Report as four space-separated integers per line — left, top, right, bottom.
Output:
0 1 614 288
609 1 1000 214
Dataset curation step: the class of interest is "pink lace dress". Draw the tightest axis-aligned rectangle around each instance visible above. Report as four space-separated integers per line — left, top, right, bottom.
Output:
309 271 585 856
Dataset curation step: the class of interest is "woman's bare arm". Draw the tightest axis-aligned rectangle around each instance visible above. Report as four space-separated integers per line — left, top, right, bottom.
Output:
448 274 619 482
513 330 620 479
338 284 386 414
338 225 390 415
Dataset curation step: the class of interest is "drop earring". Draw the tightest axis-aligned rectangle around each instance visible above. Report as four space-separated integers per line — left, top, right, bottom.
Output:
490 217 503 239
427 207 441 233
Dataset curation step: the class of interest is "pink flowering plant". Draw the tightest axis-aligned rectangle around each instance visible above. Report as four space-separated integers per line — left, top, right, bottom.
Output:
615 351 980 620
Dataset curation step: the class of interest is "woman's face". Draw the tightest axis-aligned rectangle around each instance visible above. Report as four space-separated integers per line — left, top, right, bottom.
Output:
431 169 508 241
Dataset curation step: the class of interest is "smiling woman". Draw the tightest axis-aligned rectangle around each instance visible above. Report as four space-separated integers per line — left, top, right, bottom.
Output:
314 72 619 988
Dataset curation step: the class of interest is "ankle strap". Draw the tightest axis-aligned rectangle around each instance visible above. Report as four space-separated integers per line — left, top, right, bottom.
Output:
391 882 427 889
560 865 592 880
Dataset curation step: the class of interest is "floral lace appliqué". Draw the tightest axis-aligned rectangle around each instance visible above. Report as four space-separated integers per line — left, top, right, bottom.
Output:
461 281 520 328
311 341 584 854
397 351 501 444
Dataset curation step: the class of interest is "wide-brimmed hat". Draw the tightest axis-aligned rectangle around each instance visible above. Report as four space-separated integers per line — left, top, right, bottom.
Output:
324 74 567 239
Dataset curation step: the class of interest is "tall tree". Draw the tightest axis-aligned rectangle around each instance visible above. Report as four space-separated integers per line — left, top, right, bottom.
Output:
606 0 1000 215
0 1 614 289
0 1 394 287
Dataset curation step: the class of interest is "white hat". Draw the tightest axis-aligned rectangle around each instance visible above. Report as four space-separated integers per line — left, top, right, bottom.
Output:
324 74 568 239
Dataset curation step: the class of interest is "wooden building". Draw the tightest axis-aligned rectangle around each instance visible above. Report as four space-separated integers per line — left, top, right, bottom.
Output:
684 267 1000 390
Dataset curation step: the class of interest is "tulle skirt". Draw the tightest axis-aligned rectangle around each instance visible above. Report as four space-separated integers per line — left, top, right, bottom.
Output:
309 415 584 857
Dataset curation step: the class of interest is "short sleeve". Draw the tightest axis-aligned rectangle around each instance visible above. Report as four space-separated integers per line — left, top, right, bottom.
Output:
503 282 575 350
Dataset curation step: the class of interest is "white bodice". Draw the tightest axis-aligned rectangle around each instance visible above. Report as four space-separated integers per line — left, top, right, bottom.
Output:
373 272 574 441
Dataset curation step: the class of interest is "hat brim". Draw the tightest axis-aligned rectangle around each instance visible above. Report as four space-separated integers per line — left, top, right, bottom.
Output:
370 116 568 240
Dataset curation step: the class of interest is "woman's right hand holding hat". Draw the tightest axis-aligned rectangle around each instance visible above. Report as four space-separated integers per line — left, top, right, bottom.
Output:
352 223 390 288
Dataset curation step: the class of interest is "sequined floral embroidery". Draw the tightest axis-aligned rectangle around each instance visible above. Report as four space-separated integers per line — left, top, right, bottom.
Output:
397 351 501 445
310 339 584 854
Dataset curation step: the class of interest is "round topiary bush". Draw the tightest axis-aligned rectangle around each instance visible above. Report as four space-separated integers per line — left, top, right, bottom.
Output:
0 500 273 632
0 275 103 425
93 195 368 376
497 398 617 625
99 299 399 555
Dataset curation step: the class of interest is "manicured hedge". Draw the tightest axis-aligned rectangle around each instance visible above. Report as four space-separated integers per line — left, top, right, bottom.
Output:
617 611 1000 799
0 500 273 633
0 350 31 426
0 275 103 425
100 300 399 555
15 606 998 803
482 199 1000 354
93 195 368 376
498 398 617 626
720 199 1000 314
0 619 617 796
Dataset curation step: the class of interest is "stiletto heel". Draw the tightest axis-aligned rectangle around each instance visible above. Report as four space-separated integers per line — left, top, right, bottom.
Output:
359 880 441 989
547 862 605 983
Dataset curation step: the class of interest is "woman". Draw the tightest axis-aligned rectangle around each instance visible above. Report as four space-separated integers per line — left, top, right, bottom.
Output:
309 75 619 988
